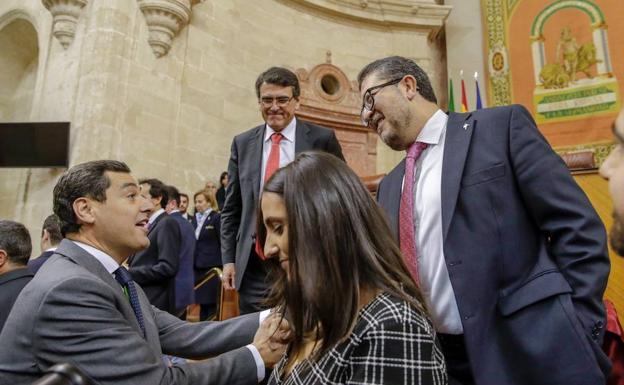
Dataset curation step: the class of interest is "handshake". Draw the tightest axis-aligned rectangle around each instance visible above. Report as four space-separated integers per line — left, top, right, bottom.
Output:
252 313 293 368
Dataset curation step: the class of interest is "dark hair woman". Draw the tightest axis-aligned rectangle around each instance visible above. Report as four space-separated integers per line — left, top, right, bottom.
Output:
257 151 447 385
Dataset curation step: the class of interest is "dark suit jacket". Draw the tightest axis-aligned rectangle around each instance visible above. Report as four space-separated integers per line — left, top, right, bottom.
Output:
129 212 181 314
0 268 33 332
376 105 610 385
27 250 55 274
169 211 196 311
193 211 222 269
0 240 258 385
221 119 345 289
216 187 226 211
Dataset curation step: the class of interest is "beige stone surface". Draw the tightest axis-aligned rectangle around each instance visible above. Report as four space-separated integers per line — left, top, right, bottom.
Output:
0 0 448 255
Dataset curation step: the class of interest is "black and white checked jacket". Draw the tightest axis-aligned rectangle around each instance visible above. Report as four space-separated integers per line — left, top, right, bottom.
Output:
269 292 447 385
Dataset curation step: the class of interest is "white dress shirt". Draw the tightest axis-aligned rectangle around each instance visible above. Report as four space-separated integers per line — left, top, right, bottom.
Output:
409 109 463 334
148 208 165 227
194 208 212 239
72 240 267 380
260 117 297 192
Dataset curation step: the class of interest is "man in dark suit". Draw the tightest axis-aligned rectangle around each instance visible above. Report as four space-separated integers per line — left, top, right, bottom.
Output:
28 214 62 274
216 171 228 210
128 178 181 314
164 185 196 319
358 56 610 385
179 193 193 222
0 160 290 385
0 220 33 332
221 66 345 314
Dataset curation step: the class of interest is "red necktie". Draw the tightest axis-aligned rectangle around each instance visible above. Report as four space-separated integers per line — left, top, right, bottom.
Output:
256 132 284 259
264 133 283 182
399 141 428 284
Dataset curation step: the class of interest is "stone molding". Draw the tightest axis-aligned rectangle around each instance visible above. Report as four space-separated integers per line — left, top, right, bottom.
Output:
137 0 192 58
285 0 452 32
41 0 88 49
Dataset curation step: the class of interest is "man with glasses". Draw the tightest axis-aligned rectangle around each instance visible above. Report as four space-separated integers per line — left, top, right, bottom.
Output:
358 56 610 385
220 66 344 314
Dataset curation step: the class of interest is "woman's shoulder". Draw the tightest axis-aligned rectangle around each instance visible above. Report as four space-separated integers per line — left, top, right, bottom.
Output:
354 292 434 338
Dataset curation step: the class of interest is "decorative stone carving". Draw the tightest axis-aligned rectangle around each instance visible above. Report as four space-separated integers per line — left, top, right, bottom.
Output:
296 62 378 178
137 0 192 58
41 0 88 49
286 0 452 32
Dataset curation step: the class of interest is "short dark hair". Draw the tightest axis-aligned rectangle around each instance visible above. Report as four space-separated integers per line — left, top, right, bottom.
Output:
42 214 62 245
357 56 437 103
257 151 429 360
179 193 189 201
219 171 228 187
54 160 131 236
0 220 32 266
255 67 300 99
165 185 180 206
139 178 168 209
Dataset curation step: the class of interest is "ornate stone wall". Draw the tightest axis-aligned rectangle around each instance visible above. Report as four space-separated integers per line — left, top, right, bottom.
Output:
0 0 449 253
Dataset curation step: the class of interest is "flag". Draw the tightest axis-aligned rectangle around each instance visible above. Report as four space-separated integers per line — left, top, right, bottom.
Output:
460 77 468 113
448 78 455 113
475 72 483 110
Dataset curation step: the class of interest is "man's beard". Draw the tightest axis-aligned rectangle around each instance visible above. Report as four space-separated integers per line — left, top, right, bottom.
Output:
610 211 624 256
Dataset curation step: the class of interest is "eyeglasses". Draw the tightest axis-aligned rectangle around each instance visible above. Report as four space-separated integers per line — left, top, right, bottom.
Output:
360 77 403 126
259 96 294 108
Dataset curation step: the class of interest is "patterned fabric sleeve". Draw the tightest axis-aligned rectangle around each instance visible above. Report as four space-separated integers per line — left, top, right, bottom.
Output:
346 309 447 385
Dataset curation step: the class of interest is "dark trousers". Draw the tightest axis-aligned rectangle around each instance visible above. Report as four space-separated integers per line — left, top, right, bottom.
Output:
437 333 475 385
238 249 270 315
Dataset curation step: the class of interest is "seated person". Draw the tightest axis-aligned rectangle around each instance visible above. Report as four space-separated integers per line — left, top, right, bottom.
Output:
256 151 447 385
0 160 290 385
0 220 33 332
28 214 62 274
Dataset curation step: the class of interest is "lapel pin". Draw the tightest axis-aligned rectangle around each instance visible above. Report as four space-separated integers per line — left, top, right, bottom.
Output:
463 123 469 130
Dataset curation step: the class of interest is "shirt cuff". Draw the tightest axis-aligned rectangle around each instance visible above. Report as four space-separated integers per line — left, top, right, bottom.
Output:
259 309 271 324
245 344 265 382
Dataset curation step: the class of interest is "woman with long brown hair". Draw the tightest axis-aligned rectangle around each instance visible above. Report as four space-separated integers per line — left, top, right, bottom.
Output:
257 151 447 385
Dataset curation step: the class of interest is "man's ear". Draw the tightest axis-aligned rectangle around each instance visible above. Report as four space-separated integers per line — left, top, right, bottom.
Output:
42 229 50 242
402 75 419 100
153 196 162 208
0 249 8 268
72 197 96 226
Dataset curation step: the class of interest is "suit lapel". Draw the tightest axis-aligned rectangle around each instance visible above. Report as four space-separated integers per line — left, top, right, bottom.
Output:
249 124 265 204
55 240 145 335
294 119 313 153
385 161 405 239
148 211 167 236
441 112 474 242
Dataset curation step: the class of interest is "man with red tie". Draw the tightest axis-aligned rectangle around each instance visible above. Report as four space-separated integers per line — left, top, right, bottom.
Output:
358 56 610 385
220 67 345 314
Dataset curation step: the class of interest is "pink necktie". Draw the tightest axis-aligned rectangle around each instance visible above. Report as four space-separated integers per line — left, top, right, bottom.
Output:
399 141 428 284
264 133 283 182
256 132 284 260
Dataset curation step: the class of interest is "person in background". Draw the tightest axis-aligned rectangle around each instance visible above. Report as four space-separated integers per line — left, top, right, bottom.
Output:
0 220 33 332
28 214 62 274
193 189 222 320
258 152 447 385
205 181 217 195
179 193 192 222
164 185 196 319
128 178 180 314
216 171 228 210
220 66 344 314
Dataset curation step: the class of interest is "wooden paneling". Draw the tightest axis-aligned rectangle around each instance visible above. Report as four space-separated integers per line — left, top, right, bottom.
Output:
574 173 624 316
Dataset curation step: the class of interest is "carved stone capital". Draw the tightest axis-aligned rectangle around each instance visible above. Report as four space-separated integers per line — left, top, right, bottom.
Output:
285 0 452 31
42 0 88 48
138 0 191 58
